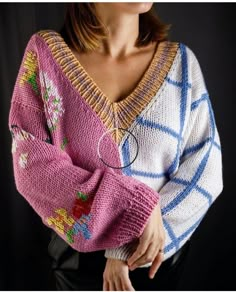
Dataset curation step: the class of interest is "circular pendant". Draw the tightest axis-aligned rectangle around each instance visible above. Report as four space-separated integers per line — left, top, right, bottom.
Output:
96 127 139 169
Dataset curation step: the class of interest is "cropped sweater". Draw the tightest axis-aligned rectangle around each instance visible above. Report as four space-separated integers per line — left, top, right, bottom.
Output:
8 29 223 268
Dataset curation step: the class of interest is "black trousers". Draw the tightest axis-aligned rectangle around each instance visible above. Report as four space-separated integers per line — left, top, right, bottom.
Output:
48 230 191 291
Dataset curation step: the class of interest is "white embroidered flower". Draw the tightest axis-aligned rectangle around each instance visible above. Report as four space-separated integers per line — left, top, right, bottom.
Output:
16 130 35 141
11 138 17 153
11 129 35 154
39 70 65 132
19 153 28 168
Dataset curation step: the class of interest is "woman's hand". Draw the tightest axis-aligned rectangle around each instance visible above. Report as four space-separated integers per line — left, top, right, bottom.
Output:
103 258 135 291
127 203 165 279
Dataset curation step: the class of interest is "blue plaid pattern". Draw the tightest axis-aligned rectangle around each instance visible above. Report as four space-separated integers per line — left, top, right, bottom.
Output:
105 43 223 262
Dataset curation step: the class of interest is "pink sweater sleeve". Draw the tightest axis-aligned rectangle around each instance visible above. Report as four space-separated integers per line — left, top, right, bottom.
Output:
8 33 159 252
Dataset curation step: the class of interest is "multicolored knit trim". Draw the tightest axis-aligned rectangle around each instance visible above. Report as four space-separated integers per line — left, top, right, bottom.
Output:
37 29 179 145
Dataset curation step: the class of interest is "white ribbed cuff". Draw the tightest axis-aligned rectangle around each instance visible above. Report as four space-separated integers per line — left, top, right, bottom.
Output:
104 239 152 268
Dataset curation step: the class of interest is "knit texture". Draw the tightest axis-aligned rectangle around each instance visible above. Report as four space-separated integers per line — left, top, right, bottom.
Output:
8 30 160 252
8 30 223 267
104 38 224 267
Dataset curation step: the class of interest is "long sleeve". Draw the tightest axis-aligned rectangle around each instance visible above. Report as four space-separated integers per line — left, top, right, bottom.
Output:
8 33 160 253
104 44 224 264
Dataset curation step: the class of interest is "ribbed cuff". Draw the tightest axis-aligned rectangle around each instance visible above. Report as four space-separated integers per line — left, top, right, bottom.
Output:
104 239 152 268
104 239 139 261
117 180 160 244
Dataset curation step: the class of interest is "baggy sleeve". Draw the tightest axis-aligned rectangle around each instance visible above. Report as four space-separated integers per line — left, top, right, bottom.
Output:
8 32 160 252
104 44 224 263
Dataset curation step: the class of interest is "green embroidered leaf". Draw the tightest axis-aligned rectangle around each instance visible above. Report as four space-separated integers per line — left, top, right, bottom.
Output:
43 91 49 101
66 229 75 244
49 125 57 132
28 72 39 95
53 98 60 104
76 191 88 201
60 137 68 150
43 86 51 101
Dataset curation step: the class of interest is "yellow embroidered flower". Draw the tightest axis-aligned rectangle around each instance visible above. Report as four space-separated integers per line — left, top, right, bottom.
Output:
19 50 39 95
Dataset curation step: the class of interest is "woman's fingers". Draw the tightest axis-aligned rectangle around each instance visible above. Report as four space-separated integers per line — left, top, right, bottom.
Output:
128 242 157 270
127 239 150 267
103 280 109 291
103 258 135 291
148 249 165 279
112 278 119 291
104 275 135 291
121 273 135 291
108 280 115 291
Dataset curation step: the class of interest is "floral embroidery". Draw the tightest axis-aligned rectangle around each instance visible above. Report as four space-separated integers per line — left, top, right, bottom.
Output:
76 191 88 201
12 139 17 153
19 153 28 168
19 50 39 95
66 214 92 244
10 125 35 153
60 137 68 150
16 129 35 141
46 208 75 234
72 191 93 218
39 71 65 133
45 191 93 244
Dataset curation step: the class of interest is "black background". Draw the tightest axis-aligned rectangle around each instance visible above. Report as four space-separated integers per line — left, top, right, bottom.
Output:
0 3 234 290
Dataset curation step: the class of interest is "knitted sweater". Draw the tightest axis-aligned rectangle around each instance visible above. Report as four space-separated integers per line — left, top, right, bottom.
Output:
8 29 223 268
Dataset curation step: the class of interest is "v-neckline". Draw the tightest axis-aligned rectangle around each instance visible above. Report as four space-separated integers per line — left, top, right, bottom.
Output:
66 38 160 107
37 29 180 145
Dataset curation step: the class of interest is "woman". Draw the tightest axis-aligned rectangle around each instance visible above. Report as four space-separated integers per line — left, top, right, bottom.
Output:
8 2 223 291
